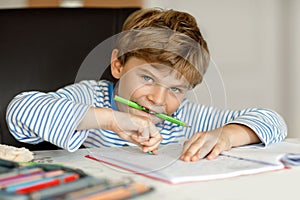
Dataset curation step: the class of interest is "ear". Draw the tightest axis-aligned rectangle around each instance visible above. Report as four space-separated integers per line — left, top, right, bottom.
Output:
110 49 123 79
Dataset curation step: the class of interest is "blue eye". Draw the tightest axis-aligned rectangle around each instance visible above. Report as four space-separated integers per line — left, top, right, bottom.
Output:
143 75 154 83
170 87 181 93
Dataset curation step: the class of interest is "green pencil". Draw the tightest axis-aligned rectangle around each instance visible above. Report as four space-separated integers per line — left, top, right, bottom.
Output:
114 95 189 127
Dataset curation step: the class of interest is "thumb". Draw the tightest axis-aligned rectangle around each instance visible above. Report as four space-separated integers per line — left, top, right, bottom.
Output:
148 121 160 138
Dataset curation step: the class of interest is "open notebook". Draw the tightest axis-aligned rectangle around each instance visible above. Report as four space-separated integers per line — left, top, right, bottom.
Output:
87 141 300 184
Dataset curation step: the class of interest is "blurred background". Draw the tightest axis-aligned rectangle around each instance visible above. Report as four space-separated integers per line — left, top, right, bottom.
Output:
1 0 299 138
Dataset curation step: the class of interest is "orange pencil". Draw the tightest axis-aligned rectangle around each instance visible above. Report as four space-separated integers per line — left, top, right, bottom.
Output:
78 182 153 200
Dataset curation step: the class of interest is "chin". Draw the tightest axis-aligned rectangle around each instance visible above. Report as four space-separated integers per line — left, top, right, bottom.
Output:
130 108 163 125
150 116 164 125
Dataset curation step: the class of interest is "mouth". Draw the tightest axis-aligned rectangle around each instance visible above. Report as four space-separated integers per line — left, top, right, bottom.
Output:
129 106 163 124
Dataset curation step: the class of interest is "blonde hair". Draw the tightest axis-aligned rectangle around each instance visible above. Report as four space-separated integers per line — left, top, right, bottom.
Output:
115 8 210 88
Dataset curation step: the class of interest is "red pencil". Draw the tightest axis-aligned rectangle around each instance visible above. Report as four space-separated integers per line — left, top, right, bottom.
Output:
13 173 79 194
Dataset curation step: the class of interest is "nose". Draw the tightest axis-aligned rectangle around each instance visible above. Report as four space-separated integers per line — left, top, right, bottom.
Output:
147 85 167 106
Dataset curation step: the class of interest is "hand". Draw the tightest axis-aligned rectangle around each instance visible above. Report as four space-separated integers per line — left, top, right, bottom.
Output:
96 108 162 153
180 124 260 162
180 127 232 162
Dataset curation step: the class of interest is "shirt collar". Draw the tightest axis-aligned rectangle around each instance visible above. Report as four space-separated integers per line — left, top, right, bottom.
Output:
109 81 118 110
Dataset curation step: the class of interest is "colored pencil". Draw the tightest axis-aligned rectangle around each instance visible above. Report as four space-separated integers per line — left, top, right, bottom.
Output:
114 95 190 127
6 172 79 194
0 169 64 189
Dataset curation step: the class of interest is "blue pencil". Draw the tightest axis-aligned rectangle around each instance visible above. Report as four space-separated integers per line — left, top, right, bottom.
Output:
5 172 79 193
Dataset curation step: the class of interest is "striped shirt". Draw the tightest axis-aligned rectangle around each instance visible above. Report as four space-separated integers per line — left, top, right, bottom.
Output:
6 80 287 152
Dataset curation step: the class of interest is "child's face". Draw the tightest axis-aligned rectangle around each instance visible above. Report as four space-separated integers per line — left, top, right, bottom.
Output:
114 57 190 124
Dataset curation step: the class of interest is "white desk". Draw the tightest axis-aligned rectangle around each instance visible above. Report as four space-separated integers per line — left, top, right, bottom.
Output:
33 138 300 200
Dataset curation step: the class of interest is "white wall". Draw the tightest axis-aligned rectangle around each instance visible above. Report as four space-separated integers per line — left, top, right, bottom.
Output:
0 0 26 8
143 0 300 138
283 0 300 138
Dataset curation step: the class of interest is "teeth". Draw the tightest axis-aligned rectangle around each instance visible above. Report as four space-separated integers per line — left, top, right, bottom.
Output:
148 110 156 115
141 106 157 115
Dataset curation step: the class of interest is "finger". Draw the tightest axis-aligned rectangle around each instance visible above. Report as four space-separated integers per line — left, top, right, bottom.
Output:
131 134 148 144
190 142 218 161
151 148 158 154
188 148 201 162
206 142 226 160
181 142 203 162
142 134 162 151
180 134 199 155
142 148 158 155
138 124 150 140
140 125 162 151
180 141 193 161
129 121 152 144
190 145 213 162
181 141 191 156
180 133 206 161
142 138 161 152
135 128 148 140
141 130 162 146
184 145 202 161
148 122 160 138
119 131 143 147
197 143 213 159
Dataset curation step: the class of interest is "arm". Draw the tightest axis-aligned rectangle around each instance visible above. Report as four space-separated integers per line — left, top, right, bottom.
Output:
6 81 95 152
225 108 287 145
7 80 162 152
224 124 260 147
77 107 162 153
210 123 262 150
179 102 287 161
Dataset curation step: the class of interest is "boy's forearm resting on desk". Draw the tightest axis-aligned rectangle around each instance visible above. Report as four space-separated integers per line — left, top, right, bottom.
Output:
224 124 260 147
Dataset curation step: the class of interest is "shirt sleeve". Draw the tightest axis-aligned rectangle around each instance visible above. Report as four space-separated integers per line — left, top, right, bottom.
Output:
180 101 287 146
225 108 287 146
6 81 97 152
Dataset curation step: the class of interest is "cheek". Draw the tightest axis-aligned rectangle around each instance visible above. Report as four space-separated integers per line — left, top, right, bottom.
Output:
118 75 139 98
166 94 183 114
118 77 151 100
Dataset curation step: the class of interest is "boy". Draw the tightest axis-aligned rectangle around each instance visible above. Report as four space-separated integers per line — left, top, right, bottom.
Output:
6 8 287 162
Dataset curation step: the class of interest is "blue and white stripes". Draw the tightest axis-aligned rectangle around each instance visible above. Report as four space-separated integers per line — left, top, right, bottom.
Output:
6 80 287 151
178 100 287 145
